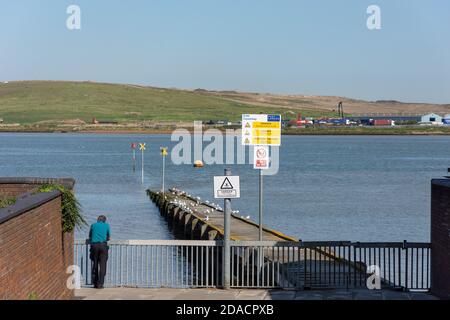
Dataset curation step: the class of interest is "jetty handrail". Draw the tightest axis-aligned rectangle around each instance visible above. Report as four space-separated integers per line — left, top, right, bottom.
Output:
75 240 431 291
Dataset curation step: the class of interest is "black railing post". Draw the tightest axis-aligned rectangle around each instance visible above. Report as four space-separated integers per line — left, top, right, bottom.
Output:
353 242 358 288
85 243 89 286
303 245 307 289
347 243 351 289
404 240 408 291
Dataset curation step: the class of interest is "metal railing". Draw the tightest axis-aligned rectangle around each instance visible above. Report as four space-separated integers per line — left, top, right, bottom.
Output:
230 241 431 291
75 240 223 288
74 240 431 291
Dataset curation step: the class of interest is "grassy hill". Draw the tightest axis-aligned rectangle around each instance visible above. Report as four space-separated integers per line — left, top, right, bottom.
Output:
0 81 336 124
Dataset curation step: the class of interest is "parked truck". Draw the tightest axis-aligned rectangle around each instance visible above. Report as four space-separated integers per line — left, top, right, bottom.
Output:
371 119 395 126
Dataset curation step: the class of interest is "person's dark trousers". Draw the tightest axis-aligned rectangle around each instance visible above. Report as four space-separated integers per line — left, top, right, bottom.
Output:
90 242 109 288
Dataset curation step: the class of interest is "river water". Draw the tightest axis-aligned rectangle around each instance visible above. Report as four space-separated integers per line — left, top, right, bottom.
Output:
1 133 448 242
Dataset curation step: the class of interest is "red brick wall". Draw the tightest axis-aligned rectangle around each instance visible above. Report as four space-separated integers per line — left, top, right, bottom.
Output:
0 178 75 200
0 190 74 300
0 184 35 200
431 179 450 299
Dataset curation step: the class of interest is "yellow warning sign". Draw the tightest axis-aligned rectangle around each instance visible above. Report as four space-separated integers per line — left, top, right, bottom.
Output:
252 137 281 145
139 143 146 151
242 114 281 146
252 122 281 129
160 147 168 156
253 129 281 137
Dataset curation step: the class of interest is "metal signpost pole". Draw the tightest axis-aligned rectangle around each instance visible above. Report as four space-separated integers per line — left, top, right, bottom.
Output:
223 168 232 289
131 143 136 172
162 154 165 193
257 166 264 285
259 168 263 241
161 147 168 194
139 143 145 184
141 149 144 184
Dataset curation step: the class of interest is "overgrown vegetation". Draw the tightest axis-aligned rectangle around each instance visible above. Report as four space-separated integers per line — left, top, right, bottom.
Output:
36 184 87 233
0 81 332 123
0 197 16 209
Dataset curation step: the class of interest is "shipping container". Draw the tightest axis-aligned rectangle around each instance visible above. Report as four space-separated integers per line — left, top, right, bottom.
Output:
372 119 393 126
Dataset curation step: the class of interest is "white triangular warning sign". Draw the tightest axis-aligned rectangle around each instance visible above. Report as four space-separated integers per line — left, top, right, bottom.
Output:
220 177 233 189
214 175 240 198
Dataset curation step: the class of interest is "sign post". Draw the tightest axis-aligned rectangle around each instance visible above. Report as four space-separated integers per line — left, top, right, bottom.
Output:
214 171 240 289
131 143 137 172
242 114 281 241
160 147 168 194
254 145 269 241
139 143 146 184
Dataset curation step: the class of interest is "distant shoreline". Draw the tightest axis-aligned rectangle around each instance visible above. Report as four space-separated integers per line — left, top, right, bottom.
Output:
1 125 450 136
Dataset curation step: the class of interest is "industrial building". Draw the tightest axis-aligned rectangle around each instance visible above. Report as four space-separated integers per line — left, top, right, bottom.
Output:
420 113 443 124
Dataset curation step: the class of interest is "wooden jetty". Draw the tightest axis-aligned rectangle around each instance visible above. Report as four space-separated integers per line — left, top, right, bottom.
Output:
147 188 299 242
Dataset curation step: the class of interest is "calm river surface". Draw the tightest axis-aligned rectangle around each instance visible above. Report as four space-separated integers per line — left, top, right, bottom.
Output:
1 133 448 242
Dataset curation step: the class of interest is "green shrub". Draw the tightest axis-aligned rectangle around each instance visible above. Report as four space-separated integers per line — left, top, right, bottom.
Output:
0 198 16 208
36 184 87 233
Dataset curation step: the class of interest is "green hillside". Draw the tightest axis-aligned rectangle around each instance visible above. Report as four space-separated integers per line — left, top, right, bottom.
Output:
0 81 331 124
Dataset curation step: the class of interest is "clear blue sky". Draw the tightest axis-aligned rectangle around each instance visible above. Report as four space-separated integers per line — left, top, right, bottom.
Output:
1 0 449 103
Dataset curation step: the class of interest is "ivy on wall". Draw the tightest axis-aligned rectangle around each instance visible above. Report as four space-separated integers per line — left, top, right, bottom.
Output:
36 184 87 233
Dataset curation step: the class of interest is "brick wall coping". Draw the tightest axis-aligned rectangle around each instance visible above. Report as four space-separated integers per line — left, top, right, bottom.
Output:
431 179 450 188
0 177 75 189
0 177 75 225
0 190 61 225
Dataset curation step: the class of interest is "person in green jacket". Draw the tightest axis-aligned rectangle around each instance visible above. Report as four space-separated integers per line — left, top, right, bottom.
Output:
89 215 111 289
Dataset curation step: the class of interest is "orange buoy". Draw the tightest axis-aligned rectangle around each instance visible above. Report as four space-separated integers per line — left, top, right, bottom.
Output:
193 160 204 168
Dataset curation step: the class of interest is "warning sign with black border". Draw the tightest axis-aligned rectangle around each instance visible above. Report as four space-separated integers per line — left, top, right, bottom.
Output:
213 176 240 199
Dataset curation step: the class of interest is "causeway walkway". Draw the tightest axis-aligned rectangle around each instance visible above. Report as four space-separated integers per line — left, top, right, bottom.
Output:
75 288 438 300
150 189 299 241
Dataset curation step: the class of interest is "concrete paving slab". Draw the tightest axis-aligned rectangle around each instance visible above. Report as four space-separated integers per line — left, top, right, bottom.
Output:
188 290 240 300
353 292 383 300
381 291 411 300
323 293 353 300
410 293 439 300
75 287 438 301
236 290 268 300
265 290 296 300
294 293 325 300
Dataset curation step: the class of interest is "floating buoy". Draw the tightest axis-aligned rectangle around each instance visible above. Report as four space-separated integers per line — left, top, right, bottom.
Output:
193 160 204 168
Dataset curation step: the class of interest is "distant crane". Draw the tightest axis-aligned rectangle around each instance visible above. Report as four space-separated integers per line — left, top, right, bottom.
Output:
337 102 345 119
